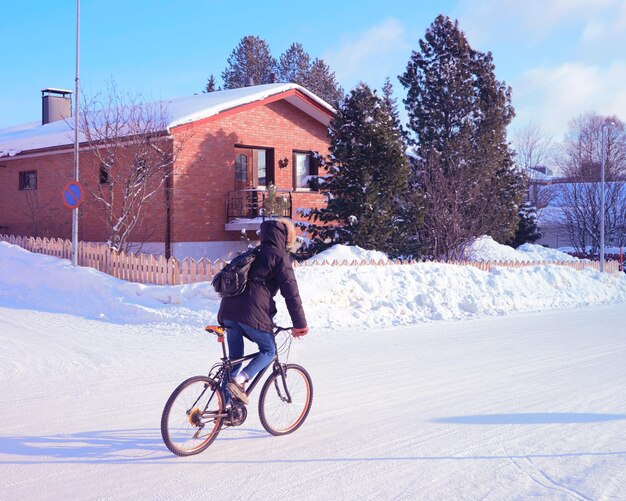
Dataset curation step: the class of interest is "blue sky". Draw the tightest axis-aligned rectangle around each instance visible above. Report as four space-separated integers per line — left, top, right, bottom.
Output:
1 0 625 141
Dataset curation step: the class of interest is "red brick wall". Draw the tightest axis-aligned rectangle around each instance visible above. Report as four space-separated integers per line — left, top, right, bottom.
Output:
0 147 168 244
0 96 330 246
170 99 330 243
0 152 74 238
78 145 169 245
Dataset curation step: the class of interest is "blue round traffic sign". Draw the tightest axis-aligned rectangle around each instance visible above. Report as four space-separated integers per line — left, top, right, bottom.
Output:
62 181 84 209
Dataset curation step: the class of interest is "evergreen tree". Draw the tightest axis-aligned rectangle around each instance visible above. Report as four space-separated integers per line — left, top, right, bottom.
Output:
221 35 277 89
399 15 524 259
306 58 345 106
381 77 406 139
203 74 218 93
305 83 423 258
507 201 542 248
278 43 311 86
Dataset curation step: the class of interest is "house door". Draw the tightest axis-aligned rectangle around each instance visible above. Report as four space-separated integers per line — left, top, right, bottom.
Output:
235 148 253 191
234 147 270 191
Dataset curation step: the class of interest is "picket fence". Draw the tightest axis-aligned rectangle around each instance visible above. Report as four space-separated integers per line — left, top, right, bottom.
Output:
0 234 620 286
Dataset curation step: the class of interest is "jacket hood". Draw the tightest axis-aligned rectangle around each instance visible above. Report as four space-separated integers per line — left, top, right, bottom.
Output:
259 219 287 250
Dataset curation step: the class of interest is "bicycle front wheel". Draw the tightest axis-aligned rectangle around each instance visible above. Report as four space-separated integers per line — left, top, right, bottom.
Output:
258 364 313 436
161 375 225 456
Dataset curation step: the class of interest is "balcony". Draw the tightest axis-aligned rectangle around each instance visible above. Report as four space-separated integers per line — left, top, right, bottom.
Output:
225 189 292 231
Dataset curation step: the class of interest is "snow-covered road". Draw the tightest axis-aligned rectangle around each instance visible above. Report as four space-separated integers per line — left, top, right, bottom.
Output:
2 304 625 500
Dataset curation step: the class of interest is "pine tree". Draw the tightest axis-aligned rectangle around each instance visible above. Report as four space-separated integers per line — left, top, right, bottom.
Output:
278 43 311 86
305 83 423 257
203 74 218 93
381 77 406 140
221 36 277 89
507 201 542 247
305 58 344 106
399 15 524 259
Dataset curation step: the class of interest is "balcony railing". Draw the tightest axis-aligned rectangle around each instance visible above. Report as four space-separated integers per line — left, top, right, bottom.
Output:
226 189 292 223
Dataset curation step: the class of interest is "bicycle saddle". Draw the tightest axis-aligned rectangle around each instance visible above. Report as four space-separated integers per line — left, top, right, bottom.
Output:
205 325 225 336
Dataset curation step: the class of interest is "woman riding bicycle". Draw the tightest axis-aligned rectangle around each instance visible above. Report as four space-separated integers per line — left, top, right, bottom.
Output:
217 218 309 405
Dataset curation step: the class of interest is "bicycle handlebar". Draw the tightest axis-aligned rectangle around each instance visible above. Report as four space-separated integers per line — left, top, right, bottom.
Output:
273 325 293 335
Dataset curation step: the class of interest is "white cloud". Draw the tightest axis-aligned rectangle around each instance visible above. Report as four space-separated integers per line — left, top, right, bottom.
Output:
455 0 619 46
511 61 626 140
322 18 411 91
581 0 626 46
451 0 626 141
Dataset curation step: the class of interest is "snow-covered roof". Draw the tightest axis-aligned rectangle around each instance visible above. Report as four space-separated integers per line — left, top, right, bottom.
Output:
528 171 556 182
166 83 334 129
0 83 334 158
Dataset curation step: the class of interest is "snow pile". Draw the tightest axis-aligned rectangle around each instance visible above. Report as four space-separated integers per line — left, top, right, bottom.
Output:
306 244 388 263
2 240 625 330
517 242 580 261
307 237 580 264
0 242 218 324
464 236 527 261
465 235 578 262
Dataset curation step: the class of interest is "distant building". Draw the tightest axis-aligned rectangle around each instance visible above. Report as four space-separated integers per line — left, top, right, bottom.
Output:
529 165 554 177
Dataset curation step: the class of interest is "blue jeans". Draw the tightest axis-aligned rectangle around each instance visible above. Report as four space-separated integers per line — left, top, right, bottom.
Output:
223 320 276 382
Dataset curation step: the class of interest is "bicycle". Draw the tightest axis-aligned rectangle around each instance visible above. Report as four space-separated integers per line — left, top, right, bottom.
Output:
160 325 313 456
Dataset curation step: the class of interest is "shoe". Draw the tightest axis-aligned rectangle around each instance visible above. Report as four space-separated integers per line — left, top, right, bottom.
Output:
227 380 249 405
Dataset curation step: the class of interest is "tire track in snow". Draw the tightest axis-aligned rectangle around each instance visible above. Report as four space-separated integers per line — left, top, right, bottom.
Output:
503 443 591 500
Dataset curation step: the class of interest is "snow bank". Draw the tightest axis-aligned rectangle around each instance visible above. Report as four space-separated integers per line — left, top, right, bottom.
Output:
465 236 578 262
306 237 579 265
0 242 219 324
517 242 580 261
2 240 625 330
306 244 388 263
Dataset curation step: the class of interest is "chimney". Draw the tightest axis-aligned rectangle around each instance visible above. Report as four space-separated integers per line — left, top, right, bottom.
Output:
244 76 254 87
269 72 277 83
41 88 72 125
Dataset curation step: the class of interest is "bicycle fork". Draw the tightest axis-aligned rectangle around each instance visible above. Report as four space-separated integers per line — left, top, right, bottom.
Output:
274 364 293 403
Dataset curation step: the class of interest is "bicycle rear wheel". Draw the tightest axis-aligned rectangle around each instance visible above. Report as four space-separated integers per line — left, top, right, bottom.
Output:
258 364 313 436
161 375 225 456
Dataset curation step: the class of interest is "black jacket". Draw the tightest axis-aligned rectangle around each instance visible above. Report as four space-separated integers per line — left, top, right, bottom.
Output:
217 220 307 332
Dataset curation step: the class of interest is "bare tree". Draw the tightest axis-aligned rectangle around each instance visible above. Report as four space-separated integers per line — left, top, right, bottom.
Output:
556 114 626 253
18 190 56 237
79 82 188 252
513 122 556 172
418 151 524 260
558 181 626 253
561 113 626 180
513 121 556 209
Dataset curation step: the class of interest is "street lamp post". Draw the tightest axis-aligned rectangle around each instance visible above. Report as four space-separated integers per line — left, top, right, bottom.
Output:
600 121 616 272
71 0 80 266
600 123 607 272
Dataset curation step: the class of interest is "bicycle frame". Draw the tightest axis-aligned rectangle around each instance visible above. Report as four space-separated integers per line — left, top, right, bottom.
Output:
209 327 293 403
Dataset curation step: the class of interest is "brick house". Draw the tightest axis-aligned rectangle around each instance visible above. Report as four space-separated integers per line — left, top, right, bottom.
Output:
0 84 334 260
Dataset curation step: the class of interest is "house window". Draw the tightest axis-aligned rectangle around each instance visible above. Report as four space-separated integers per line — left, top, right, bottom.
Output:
19 170 37 190
235 154 248 183
135 158 147 182
293 151 317 189
255 149 266 187
99 164 110 184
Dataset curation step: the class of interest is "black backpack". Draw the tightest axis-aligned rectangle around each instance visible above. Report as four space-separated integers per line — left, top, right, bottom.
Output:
211 246 260 298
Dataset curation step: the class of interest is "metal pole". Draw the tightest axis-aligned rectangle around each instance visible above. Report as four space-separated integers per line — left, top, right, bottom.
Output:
600 123 607 272
72 0 80 266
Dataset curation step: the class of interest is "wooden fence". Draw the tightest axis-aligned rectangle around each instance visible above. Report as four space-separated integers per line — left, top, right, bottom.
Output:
0 234 620 285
